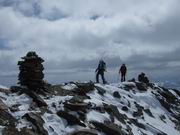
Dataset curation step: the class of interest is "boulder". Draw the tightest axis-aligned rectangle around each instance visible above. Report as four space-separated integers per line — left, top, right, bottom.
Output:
0 88 11 94
2 126 36 135
27 90 48 107
73 82 95 95
23 112 48 135
122 106 128 112
49 85 74 96
129 118 146 129
0 99 16 126
173 89 180 96
10 104 20 112
157 98 172 113
10 86 47 108
57 110 86 127
64 102 91 112
69 95 91 103
103 104 127 124
135 82 147 91
133 102 144 117
113 91 121 98
123 82 136 90
91 121 125 135
70 129 98 135
93 106 106 113
159 87 177 104
95 86 106 96
144 109 154 117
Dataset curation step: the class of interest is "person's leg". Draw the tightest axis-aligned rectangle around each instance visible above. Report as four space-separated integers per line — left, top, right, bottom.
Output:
123 74 126 82
96 72 99 83
101 72 106 84
121 74 123 82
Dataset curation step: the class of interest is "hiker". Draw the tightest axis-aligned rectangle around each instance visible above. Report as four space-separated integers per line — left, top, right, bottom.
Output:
95 59 107 84
119 64 127 82
138 72 149 84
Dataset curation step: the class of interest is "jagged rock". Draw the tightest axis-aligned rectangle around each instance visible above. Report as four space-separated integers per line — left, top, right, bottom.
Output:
0 88 11 94
129 118 146 129
128 78 136 82
77 111 86 122
0 99 9 111
122 106 128 112
157 133 167 135
18 51 45 91
133 111 143 117
123 82 136 90
159 87 177 104
173 89 180 96
2 126 36 135
133 102 144 117
159 114 166 123
0 99 16 126
11 86 47 107
157 98 172 113
148 83 155 89
57 110 86 127
91 121 125 135
135 82 147 91
95 86 106 96
27 90 48 107
144 109 154 117
128 101 131 107
73 82 95 95
64 101 91 112
70 129 98 135
170 117 180 131
50 85 74 96
103 104 127 124
69 95 91 103
126 125 134 135
93 106 106 113
23 112 48 135
113 91 121 98
29 101 38 110
10 104 20 112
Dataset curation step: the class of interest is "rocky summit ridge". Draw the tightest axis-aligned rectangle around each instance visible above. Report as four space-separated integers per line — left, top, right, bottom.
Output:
0 81 179 135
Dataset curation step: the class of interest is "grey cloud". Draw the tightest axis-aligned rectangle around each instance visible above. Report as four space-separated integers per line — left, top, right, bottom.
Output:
0 0 180 87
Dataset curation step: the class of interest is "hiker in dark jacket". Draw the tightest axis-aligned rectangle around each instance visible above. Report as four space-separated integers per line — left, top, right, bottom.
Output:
95 59 107 84
119 64 127 82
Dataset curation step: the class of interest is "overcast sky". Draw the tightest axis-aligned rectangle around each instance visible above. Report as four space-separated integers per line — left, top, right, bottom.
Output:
0 0 180 86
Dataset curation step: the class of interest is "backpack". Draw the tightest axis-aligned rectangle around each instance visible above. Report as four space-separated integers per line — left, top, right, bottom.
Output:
99 60 106 71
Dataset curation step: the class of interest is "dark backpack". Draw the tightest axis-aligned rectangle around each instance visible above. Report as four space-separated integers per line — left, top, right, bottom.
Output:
99 61 106 71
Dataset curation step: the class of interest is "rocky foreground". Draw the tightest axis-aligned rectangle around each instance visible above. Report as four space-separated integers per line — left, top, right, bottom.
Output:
0 82 179 135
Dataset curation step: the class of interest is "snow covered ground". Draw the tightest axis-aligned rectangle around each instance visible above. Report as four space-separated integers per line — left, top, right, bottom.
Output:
0 82 179 135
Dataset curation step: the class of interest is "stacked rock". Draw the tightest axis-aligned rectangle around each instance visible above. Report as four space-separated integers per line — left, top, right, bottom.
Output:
18 51 45 90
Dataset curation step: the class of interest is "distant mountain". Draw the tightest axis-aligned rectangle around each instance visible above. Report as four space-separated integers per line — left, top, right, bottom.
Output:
157 80 180 90
0 81 179 135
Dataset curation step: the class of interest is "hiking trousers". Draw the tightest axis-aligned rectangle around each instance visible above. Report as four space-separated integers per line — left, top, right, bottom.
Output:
121 73 126 82
96 71 106 84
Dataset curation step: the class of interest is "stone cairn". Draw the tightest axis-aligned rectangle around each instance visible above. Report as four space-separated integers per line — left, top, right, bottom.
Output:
18 51 45 91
